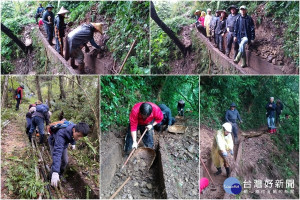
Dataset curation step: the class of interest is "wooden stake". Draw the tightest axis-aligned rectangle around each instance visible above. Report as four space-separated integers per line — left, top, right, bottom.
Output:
109 177 131 199
118 39 137 74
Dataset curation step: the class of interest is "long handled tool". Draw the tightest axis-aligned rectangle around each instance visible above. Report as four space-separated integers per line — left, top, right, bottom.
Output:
200 157 215 186
109 177 131 199
121 129 148 169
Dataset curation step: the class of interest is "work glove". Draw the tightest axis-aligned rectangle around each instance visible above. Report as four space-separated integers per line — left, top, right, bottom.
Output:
146 124 153 130
71 145 76 150
222 151 228 157
230 150 234 155
51 172 60 187
132 141 138 149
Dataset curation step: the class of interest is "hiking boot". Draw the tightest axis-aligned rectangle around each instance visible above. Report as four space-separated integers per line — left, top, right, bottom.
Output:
215 167 222 175
225 167 231 177
70 58 78 69
78 63 85 74
241 55 247 68
225 52 230 58
234 137 238 145
234 52 242 63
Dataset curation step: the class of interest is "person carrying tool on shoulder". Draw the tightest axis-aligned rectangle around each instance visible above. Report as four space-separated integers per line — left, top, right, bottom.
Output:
225 102 242 144
65 23 103 73
211 122 234 178
54 7 70 56
124 102 163 155
49 122 90 187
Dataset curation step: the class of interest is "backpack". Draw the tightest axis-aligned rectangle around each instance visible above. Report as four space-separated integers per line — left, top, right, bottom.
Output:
48 120 73 134
15 88 20 99
36 104 49 114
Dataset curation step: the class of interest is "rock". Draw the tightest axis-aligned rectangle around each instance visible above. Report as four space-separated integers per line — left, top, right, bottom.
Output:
272 58 277 65
141 188 149 194
172 152 179 157
133 166 139 172
134 182 139 187
187 145 194 153
267 56 273 63
146 183 153 190
128 194 133 199
141 181 147 187
278 61 283 65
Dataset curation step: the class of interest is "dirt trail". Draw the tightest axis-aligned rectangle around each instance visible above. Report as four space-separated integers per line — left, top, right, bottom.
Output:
1 112 29 199
200 125 299 199
101 116 199 199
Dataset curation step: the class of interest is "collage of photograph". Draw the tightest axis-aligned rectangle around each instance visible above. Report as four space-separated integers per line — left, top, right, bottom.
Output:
0 0 299 199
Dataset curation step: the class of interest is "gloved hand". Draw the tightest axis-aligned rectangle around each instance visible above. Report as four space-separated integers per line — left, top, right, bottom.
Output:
230 150 234 155
71 145 76 150
222 151 228 157
51 172 60 187
132 141 138 149
146 124 153 130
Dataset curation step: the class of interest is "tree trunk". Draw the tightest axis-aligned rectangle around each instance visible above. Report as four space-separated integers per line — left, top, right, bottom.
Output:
1 76 9 108
1 23 29 53
150 1 187 56
59 76 66 100
47 77 52 108
35 76 43 102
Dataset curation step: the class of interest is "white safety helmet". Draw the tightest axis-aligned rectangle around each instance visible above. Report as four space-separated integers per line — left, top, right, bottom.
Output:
222 122 232 133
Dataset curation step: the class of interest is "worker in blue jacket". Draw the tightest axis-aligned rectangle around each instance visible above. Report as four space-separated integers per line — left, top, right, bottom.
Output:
225 102 242 144
49 122 90 187
155 104 176 132
265 97 276 133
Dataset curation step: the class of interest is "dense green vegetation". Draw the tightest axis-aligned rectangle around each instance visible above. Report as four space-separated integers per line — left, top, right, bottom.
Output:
101 76 199 133
1 75 99 198
151 1 299 72
200 76 299 149
99 1 150 74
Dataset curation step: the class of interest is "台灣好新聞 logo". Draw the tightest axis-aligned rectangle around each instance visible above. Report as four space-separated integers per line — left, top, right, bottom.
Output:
223 177 242 195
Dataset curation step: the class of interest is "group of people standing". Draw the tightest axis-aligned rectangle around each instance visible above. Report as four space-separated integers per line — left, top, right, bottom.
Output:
35 3 103 73
211 99 284 178
195 5 255 68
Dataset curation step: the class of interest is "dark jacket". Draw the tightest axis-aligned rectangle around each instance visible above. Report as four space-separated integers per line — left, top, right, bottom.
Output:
226 14 239 32
265 102 276 118
158 104 173 126
67 24 100 54
49 124 76 173
225 109 242 123
215 18 227 35
36 7 44 14
54 15 67 38
210 16 219 31
32 105 50 125
42 10 54 27
26 112 32 129
233 14 255 44
275 102 284 114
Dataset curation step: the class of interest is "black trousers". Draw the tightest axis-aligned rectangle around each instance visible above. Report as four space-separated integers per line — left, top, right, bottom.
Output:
16 99 21 110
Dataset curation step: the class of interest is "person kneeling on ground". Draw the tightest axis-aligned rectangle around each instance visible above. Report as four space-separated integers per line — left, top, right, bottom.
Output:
65 23 103 73
50 122 90 187
124 102 163 154
155 104 176 132
211 122 234 177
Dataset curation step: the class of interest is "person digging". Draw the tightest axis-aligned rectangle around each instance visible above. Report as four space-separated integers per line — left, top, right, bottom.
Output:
65 23 103 74
124 102 163 155
49 122 90 187
211 122 234 177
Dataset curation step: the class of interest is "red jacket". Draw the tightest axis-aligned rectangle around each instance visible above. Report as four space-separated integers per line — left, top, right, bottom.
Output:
16 87 23 99
129 102 163 132
198 17 205 26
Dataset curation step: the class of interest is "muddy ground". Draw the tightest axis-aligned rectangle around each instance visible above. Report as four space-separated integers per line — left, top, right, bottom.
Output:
101 116 199 199
200 125 299 199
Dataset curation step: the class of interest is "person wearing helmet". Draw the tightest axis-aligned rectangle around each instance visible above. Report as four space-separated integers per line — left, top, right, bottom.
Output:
124 102 163 155
211 122 234 177
54 7 70 56
225 102 242 144
65 22 103 73
42 4 55 45
15 85 24 111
